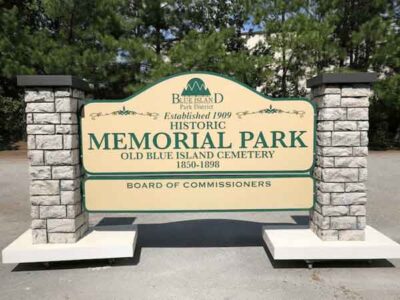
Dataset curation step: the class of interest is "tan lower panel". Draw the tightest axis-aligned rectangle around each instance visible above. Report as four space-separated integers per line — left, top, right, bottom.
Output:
84 177 314 211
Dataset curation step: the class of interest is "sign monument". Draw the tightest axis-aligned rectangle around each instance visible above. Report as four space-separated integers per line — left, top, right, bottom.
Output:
5 71 400 267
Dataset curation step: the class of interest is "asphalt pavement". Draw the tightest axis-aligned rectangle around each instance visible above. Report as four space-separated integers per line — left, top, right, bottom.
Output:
0 149 399 300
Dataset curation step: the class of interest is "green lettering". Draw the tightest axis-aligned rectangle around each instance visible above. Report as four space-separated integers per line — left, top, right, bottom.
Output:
200 132 215 149
240 131 253 148
271 131 287 148
129 133 150 149
217 132 232 149
290 131 307 148
153 132 171 149
254 132 269 148
174 132 190 149
89 133 110 150
113 133 127 150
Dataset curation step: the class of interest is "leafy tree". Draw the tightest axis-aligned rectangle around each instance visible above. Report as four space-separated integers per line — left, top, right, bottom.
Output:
0 0 41 97
0 96 25 150
253 0 340 97
0 0 41 149
151 29 271 89
370 74 400 148
369 1 400 147
35 0 157 98
318 0 391 71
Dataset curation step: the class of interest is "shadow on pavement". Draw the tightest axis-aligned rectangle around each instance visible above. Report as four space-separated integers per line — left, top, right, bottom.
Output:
94 216 306 247
136 219 282 248
290 215 309 225
95 217 137 227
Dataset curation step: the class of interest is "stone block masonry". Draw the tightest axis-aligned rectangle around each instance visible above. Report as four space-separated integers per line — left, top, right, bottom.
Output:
307 73 377 241
18 75 90 244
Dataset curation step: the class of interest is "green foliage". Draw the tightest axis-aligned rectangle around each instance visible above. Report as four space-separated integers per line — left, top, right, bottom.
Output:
34 0 157 98
317 0 391 70
0 96 25 150
152 29 271 88
0 0 400 149
370 74 400 149
254 0 338 96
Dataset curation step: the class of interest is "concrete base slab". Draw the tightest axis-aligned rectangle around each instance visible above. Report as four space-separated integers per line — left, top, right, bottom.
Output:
263 225 400 261
2 225 137 264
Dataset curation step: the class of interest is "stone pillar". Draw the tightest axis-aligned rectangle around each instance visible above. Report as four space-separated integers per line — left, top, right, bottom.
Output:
17 75 90 244
307 73 377 241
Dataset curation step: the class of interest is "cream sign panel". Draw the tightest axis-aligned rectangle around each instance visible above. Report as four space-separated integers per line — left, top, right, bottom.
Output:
84 176 314 212
81 72 315 175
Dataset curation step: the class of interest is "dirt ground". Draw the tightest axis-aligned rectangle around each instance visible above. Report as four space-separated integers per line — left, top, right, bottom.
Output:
0 147 399 300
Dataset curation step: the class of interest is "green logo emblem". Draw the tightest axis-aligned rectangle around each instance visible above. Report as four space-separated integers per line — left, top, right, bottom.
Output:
182 78 211 96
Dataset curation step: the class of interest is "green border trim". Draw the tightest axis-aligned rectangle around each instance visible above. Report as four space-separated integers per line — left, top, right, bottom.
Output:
79 71 316 176
81 174 316 213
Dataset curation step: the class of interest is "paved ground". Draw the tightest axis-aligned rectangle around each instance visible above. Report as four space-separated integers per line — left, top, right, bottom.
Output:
0 149 399 300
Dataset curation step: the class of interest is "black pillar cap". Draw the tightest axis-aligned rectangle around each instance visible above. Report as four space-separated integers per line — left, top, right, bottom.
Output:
307 72 378 88
17 75 90 92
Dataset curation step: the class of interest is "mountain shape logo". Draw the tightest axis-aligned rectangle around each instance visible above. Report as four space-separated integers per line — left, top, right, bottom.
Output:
181 78 211 96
